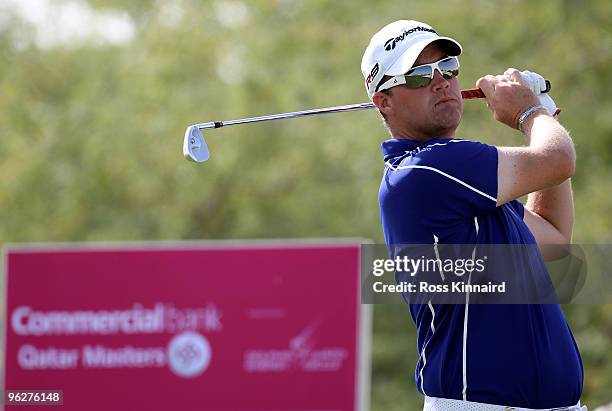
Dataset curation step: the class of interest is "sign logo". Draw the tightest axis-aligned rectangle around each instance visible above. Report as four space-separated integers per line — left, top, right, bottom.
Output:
244 322 348 373
167 331 211 378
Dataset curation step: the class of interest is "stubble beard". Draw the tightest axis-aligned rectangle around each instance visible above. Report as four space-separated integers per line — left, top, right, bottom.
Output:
427 104 462 137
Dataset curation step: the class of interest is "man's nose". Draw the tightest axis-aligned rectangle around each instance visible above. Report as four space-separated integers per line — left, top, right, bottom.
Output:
431 69 450 91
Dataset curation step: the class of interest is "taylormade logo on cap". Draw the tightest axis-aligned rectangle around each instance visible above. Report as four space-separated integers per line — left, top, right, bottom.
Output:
361 20 462 99
384 26 437 51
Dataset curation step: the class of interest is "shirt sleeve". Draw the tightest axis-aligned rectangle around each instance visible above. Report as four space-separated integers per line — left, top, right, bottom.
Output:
395 140 498 227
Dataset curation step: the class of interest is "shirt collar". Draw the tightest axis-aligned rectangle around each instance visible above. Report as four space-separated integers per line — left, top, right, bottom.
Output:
381 137 452 161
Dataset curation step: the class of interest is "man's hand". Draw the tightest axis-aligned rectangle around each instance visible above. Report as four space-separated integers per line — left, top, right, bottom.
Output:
510 69 547 95
476 71 542 129
504 69 559 116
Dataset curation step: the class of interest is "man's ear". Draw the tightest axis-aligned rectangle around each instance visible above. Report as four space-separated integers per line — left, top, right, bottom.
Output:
372 92 392 116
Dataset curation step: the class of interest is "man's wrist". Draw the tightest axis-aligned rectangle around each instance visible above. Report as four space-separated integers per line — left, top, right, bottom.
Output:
518 104 548 132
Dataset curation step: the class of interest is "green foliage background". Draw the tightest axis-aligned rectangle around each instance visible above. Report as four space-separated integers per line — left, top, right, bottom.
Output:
0 0 610 408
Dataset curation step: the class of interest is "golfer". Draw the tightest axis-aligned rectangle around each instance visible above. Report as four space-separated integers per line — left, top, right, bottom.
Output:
362 20 585 410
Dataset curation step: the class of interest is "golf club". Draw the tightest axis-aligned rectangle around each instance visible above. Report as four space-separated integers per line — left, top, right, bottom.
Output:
183 81 551 163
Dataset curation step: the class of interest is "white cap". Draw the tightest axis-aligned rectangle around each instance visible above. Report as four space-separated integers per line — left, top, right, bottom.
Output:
361 20 462 99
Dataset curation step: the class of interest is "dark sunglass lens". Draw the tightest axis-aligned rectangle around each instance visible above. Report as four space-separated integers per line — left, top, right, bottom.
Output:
405 75 432 88
439 57 459 71
438 57 459 79
404 65 432 88
442 69 460 79
406 65 431 77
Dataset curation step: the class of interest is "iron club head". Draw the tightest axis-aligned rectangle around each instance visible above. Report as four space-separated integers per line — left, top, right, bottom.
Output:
183 125 209 163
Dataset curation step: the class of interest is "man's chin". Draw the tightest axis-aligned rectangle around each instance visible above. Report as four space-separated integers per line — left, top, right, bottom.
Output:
434 110 462 130
428 116 461 138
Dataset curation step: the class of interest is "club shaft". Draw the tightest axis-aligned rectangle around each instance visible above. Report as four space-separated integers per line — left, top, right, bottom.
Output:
195 102 377 130
194 88 485 131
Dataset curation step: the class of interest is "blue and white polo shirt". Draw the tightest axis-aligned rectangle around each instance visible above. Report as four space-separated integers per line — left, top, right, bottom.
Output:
379 137 583 408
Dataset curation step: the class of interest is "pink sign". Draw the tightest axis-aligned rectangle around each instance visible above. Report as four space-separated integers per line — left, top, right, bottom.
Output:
3 242 369 411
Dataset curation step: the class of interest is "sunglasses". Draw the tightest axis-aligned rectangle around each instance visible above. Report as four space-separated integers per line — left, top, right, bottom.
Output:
376 56 460 92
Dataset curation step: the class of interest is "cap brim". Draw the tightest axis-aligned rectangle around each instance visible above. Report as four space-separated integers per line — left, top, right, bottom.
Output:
385 37 462 76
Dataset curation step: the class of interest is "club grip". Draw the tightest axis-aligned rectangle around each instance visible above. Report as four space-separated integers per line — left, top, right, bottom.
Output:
462 80 552 100
461 88 485 99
